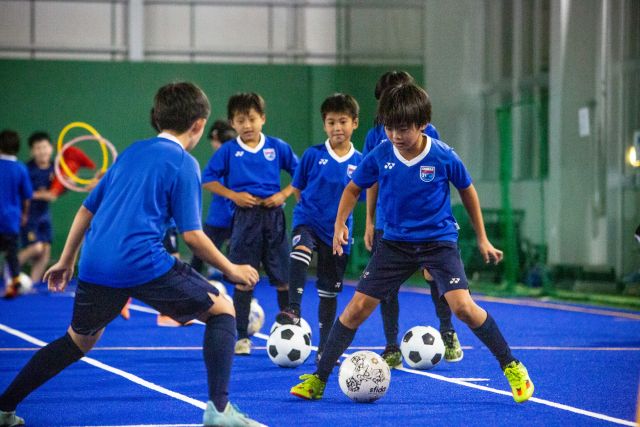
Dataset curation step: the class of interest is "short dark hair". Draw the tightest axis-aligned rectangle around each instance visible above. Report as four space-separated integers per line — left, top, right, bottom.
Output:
227 92 265 120
208 120 237 143
377 83 431 129
28 131 51 148
0 129 20 155
151 82 210 133
320 93 360 121
374 70 415 100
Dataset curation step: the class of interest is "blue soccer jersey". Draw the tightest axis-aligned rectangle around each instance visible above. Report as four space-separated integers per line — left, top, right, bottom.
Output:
203 133 298 199
0 155 33 234
201 168 234 228
362 123 440 230
352 135 472 242
292 140 363 254
25 159 54 224
79 133 203 287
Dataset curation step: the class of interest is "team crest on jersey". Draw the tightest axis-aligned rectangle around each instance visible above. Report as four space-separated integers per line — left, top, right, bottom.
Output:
263 148 276 161
346 164 357 178
420 165 435 182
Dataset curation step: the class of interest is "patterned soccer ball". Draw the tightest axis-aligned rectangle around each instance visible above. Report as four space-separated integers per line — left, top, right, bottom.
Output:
338 351 391 402
270 317 312 341
400 326 445 370
247 298 265 336
17 272 33 295
267 325 311 367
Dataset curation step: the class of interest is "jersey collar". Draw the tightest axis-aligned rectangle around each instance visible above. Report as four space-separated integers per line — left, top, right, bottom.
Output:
0 154 17 161
236 133 265 153
392 134 431 167
157 132 184 149
324 139 355 163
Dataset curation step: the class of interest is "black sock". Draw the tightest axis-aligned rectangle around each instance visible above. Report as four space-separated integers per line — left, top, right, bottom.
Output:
428 281 453 333
288 249 311 312
277 289 289 311
203 314 236 412
232 289 253 339
315 319 356 382
317 296 337 353
0 333 84 411
471 313 516 369
380 294 399 346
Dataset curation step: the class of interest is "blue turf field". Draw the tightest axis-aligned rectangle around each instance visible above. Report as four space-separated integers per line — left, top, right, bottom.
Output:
1 279 639 427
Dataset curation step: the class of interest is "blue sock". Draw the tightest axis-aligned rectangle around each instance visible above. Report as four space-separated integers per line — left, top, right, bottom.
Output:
317 296 337 353
288 249 311 313
471 313 516 369
428 281 453 333
315 319 356 382
232 289 252 339
380 294 399 346
203 314 236 412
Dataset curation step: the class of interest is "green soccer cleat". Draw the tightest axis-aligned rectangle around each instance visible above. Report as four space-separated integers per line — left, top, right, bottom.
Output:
0 410 24 427
442 331 464 362
290 373 326 400
380 344 403 368
203 401 266 427
503 361 534 403
234 338 251 356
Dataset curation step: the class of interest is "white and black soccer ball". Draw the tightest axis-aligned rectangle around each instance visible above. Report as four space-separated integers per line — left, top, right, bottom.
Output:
17 273 33 295
400 326 445 370
270 317 312 341
208 280 232 302
267 325 311 368
247 298 265 336
338 350 391 403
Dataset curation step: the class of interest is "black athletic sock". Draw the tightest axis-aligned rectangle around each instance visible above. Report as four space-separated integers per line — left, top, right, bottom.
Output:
428 280 454 333
232 289 253 339
315 319 356 382
277 289 289 311
0 333 84 411
288 249 311 312
317 296 337 353
380 294 399 346
203 314 236 412
471 313 516 369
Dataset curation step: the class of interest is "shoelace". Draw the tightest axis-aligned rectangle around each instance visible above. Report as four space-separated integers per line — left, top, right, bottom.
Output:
504 365 523 383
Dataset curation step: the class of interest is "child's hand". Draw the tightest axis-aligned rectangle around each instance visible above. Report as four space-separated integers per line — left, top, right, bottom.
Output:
364 222 375 252
333 223 349 256
233 192 260 208
262 191 286 208
227 264 259 288
478 239 503 265
44 262 74 292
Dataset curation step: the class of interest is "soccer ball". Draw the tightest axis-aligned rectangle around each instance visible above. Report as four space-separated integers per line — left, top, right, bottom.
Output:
247 298 265 336
208 280 232 302
338 350 391 403
270 317 312 341
400 326 445 370
18 273 33 295
267 325 311 367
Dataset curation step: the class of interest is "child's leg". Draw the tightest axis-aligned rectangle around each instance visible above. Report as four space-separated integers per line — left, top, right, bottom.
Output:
379 294 400 346
424 269 454 333
29 243 50 283
287 245 312 314
232 285 253 340
315 243 347 354
263 207 292 313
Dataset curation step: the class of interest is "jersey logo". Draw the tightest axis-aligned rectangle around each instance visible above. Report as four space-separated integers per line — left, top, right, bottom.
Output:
318 158 328 165
263 148 276 161
420 165 435 182
347 164 357 178
384 162 395 169
234 151 244 157
292 234 301 246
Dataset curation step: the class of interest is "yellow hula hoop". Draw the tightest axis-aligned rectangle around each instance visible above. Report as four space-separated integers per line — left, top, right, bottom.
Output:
57 121 109 185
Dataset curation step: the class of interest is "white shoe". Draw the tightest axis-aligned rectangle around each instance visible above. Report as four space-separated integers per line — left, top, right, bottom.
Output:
234 338 251 355
203 401 266 427
0 410 25 427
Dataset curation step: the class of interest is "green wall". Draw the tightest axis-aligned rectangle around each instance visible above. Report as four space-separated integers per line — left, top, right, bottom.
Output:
0 59 422 258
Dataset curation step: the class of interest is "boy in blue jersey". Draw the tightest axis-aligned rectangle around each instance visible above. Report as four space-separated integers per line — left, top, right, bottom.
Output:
0 83 266 427
290 83 534 404
203 92 299 355
191 120 237 276
18 132 57 286
275 93 363 364
0 130 33 300
363 71 463 367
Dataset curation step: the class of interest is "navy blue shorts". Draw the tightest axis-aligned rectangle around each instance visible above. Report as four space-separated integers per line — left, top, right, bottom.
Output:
228 206 290 286
292 225 347 295
203 224 232 249
357 239 469 301
71 259 216 336
21 219 52 247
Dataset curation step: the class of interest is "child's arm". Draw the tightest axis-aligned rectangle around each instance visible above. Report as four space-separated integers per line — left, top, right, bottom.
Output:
364 183 378 251
333 181 362 256
262 183 294 208
183 229 259 288
43 205 93 292
204 181 260 208
33 189 58 202
292 187 301 202
457 184 504 265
